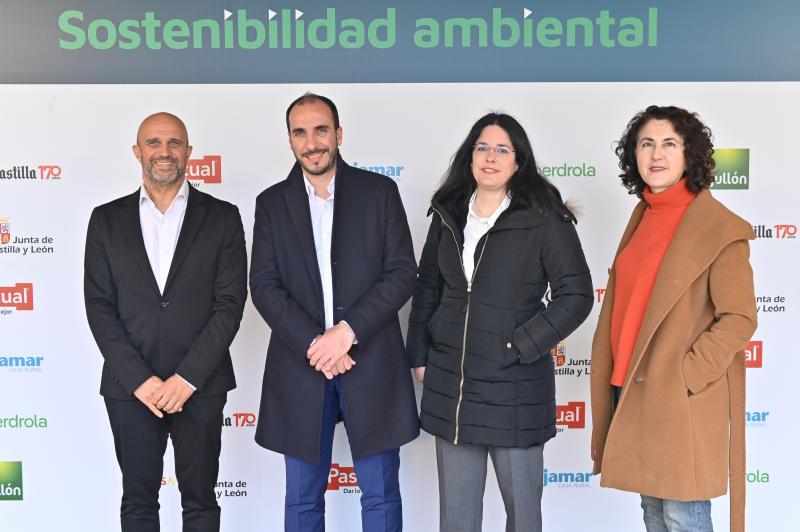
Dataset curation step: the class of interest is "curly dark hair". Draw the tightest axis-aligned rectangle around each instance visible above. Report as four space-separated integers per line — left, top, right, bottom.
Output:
615 105 715 199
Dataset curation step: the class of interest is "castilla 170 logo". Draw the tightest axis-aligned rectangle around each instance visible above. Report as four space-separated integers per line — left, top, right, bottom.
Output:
0 283 34 312
745 341 762 368
0 165 62 180
556 401 585 429
186 155 221 185
327 463 360 493
223 412 256 428
753 224 797 239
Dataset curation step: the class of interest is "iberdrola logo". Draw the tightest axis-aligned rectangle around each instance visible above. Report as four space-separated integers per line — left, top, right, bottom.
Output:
712 148 749 190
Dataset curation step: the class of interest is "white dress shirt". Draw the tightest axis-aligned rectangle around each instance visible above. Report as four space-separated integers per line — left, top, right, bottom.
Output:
303 174 357 345
303 175 337 330
139 179 195 389
462 192 511 281
139 179 189 294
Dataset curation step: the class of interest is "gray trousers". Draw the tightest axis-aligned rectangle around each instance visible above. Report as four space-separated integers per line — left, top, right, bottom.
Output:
436 437 544 532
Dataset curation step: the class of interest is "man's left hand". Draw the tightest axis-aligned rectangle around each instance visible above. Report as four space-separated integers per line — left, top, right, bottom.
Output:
155 375 195 414
307 322 356 373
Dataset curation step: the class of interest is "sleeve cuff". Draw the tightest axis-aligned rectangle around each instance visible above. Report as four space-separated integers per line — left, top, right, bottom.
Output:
176 373 197 391
339 320 358 345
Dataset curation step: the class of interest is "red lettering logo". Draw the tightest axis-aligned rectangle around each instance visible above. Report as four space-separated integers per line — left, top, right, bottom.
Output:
556 401 585 429
327 463 358 490
774 224 797 239
595 288 606 303
745 341 762 368
0 283 34 310
187 155 222 184
37 165 61 180
232 412 257 427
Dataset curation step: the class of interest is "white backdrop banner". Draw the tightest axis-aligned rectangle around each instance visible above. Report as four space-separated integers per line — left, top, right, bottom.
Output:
1 82 797 531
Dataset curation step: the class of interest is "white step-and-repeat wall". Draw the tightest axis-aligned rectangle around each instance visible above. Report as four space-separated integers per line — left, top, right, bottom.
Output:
1 2 798 531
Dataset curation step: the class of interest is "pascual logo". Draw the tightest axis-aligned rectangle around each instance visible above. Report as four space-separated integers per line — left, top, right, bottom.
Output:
556 401 585 431
711 149 749 190
0 355 45 372
223 411 256 428
552 342 591 378
753 224 797 239
746 410 769 428
744 341 762 368
0 283 34 313
0 218 57 256
540 163 596 178
59 7 658 51
215 479 248 499
352 161 405 180
757 294 787 313
187 155 222 186
0 461 23 501
543 468 592 488
327 463 360 494
0 164 62 180
0 415 48 429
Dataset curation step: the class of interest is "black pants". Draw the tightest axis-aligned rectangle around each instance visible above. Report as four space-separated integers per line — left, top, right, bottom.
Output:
105 394 227 532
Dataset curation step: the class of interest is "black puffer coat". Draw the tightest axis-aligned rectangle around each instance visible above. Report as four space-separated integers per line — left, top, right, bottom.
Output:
407 200 593 447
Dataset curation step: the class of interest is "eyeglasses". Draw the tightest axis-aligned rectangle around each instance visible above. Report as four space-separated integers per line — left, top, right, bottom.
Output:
473 143 515 157
637 140 684 154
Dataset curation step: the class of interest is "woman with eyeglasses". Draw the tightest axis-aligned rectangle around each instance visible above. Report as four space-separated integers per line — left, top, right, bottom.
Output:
406 112 593 532
590 105 757 532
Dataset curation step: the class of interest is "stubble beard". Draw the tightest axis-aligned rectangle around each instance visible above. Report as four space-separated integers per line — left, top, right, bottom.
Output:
298 147 338 177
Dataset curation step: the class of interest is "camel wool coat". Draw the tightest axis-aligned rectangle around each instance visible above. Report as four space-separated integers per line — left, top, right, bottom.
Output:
590 189 757 532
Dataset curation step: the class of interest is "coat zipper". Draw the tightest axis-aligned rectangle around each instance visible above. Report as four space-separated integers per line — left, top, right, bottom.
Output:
431 207 491 445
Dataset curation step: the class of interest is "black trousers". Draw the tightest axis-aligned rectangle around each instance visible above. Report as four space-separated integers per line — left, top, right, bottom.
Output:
105 394 227 532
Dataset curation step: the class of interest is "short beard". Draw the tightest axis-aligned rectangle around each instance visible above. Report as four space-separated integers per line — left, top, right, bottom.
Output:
143 160 184 187
298 147 337 177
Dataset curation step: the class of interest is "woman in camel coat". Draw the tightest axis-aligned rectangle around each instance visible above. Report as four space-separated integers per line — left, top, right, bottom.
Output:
591 105 757 532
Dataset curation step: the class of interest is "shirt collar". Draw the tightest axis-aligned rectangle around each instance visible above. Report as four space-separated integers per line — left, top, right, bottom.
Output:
303 174 336 200
139 178 190 210
468 192 511 225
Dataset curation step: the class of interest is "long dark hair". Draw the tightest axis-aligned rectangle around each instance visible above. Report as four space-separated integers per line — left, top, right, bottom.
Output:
433 113 563 212
616 105 715 199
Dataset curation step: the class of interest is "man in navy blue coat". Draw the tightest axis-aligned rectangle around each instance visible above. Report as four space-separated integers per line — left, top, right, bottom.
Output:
249 93 419 532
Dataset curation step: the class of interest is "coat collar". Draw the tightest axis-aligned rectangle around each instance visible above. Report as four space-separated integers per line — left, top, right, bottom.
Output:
429 198 553 243
119 183 207 296
164 184 207 293
281 154 353 309
619 188 754 386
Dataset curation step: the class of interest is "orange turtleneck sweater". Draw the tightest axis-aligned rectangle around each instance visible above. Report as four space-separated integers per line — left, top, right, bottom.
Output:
610 179 697 387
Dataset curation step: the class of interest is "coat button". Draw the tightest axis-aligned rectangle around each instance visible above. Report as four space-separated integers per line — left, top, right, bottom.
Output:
635 376 643 384
506 342 512 349
160 301 170 309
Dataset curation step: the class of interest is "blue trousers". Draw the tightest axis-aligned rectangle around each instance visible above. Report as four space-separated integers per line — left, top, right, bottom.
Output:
284 376 402 532
641 495 713 532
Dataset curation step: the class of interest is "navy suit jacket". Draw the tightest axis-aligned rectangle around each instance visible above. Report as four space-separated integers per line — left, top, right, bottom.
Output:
84 184 247 399
250 156 419 462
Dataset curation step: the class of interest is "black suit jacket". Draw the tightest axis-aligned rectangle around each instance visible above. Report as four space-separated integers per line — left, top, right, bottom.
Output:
250 156 420 462
84 184 247 399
